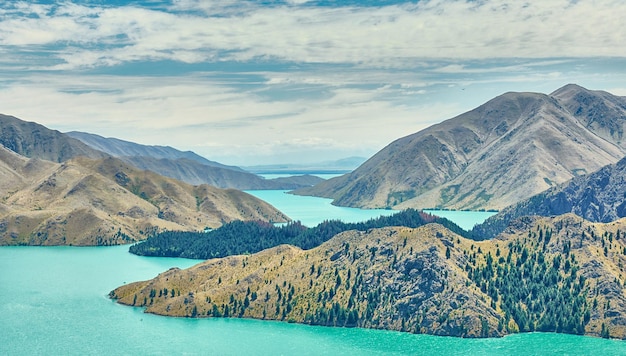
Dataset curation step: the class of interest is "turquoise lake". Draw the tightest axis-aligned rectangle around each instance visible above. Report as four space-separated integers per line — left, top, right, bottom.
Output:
1 191 625 355
245 189 496 230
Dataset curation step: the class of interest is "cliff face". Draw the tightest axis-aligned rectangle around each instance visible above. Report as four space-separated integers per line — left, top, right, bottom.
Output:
111 214 626 339
0 147 288 246
295 85 626 210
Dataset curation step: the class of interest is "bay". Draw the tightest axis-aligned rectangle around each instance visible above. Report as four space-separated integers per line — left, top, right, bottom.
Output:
1 191 624 355
424 209 497 230
246 190 496 230
245 190 397 227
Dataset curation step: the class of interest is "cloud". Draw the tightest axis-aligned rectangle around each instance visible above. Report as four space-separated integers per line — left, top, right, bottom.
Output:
1 1 625 70
0 69 462 165
1 1 626 165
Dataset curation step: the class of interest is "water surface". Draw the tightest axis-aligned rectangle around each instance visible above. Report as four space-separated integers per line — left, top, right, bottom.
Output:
246 190 396 227
1 192 624 355
247 190 496 230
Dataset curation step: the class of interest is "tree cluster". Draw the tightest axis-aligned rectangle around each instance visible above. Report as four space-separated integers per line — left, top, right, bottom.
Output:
467 226 590 335
129 209 469 259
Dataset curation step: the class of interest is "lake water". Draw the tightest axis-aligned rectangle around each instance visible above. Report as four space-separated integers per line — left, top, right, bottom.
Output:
1 191 625 355
245 190 397 227
246 190 496 230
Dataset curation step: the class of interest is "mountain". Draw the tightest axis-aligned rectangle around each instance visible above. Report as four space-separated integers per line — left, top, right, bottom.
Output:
0 146 288 246
0 114 108 162
110 213 626 339
473 155 626 239
67 131 324 189
294 85 626 210
66 131 243 171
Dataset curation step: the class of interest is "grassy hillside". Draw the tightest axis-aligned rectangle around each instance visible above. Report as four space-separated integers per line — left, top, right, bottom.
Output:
0 150 288 246
111 214 626 339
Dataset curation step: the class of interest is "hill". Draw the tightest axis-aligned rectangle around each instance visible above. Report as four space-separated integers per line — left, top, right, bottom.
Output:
294 84 626 210
128 209 468 259
66 131 243 171
0 147 288 246
0 114 108 162
473 156 626 239
110 214 626 339
67 131 324 189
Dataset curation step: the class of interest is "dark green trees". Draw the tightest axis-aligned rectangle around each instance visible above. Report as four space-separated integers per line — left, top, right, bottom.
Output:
130 209 469 259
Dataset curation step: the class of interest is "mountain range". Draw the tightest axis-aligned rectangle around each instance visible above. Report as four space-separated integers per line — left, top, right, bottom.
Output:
0 115 322 191
0 145 288 246
0 115 293 246
295 84 626 211
66 131 324 190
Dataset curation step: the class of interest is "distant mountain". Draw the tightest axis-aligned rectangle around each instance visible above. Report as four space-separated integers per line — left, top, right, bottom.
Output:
111 213 626 339
244 156 367 174
67 131 323 190
66 131 243 171
0 146 289 246
295 85 626 210
473 156 626 239
0 114 108 162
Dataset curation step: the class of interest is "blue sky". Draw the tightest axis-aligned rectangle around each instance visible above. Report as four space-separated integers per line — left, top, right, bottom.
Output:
1 0 626 166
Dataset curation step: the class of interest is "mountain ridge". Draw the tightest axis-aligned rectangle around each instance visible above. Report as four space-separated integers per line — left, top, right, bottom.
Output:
67 131 324 190
110 213 626 339
66 131 243 171
294 84 626 211
0 114 109 162
0 145 289 246
473 155 626 239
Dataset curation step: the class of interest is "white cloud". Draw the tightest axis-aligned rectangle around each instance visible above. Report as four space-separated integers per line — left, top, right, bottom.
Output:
1 1 626 165
0 70 462 165
1 1 626 70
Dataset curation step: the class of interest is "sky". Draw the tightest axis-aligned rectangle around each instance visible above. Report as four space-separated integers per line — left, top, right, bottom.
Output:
1 0 626 166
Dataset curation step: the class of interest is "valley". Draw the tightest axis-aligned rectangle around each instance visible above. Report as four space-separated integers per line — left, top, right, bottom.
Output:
3 84 626 344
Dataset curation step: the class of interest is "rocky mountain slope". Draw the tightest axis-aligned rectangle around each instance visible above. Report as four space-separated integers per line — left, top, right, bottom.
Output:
474 155 626 239
295 84 626 210
0 146 288 246
66 131 243 171
0 114 108 162
67 131 323 189
111 214 626 339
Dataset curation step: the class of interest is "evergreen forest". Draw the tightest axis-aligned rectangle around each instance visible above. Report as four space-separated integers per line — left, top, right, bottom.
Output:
129 209 468 259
